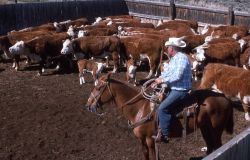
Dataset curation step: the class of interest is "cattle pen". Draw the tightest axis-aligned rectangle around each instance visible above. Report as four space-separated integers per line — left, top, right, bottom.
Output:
1 0 250 35
1 0 250 160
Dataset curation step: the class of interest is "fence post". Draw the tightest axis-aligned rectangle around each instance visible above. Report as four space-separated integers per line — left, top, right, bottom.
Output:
228 6 234 25
169 0 176 20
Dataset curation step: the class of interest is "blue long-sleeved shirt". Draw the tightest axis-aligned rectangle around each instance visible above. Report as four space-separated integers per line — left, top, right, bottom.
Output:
160 52 192 91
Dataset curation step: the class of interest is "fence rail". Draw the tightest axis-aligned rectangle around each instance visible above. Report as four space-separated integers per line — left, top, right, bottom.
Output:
125 0 250 28
0 0 128 35
203 127 250 160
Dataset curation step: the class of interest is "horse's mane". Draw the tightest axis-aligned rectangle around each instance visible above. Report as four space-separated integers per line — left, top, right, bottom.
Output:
108 75 141 93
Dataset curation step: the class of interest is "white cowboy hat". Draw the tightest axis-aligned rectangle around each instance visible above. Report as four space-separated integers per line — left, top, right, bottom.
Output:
165 37 186 48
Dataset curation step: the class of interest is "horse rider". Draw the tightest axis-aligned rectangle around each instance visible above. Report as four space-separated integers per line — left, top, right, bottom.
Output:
151 37 192 143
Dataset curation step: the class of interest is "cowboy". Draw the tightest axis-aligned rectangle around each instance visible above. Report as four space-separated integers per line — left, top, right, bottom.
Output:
151 37 192 143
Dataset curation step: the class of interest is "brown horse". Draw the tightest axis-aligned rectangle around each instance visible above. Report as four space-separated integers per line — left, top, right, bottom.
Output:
85 73 234 160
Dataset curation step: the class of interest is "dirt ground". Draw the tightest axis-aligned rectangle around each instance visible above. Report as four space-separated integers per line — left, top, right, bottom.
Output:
0 60 249 160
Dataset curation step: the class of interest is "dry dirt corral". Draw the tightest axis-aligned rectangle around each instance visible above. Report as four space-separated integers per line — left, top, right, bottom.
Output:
0 61 249 160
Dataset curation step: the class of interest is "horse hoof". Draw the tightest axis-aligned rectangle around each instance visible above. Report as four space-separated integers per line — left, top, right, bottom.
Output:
201 147 207 152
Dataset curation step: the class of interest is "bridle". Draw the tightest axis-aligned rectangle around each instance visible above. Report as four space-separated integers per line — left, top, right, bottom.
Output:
87 79 114 116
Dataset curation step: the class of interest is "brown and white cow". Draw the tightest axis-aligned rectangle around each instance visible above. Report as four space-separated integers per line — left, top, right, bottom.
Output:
9 23 57 33
201 24 249 40
77 27 118 37
156 19 198 33
77 59 106 86
54 17 89 32
61 36 120 73
9 32 70 75
199 63 250 121
193 40 243 67
120 36 163 79
0 30 55 70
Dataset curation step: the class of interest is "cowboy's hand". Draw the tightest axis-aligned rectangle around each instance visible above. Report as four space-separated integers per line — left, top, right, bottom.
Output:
151 78 163 88
155 78 163 84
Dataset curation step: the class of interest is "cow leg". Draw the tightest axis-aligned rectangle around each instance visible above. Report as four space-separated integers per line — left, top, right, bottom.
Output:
13 55 20 71
111 51 119 73
146 56 158 79
105 56 109 67
25 56 31 65
37 61 45 76
243 104 250 121
79 75 85 85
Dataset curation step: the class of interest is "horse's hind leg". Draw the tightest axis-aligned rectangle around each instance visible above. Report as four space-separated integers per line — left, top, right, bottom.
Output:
211 128 223 151
200 125 214 154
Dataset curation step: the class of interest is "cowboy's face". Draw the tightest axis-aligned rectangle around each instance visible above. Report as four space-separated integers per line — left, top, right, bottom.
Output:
167 46 175 57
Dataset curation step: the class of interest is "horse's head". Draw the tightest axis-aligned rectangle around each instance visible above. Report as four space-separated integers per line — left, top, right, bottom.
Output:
85 73 114 115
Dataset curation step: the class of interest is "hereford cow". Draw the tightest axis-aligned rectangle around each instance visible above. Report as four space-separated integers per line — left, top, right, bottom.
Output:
77 27 118 37
199 63 250 121
120 36 163 79
0 30 54 70
77 59 106 86
61 36 120 73
156 19 198 33
201 24 249 40
8 32 70 75
54 18 89 32
193 40 242 66
9 23 57 33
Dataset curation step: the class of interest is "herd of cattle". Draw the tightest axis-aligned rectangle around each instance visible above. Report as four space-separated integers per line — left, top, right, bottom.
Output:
0 15 250 120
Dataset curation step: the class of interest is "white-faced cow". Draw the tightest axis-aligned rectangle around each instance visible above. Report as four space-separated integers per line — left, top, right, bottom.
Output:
61 36 121 73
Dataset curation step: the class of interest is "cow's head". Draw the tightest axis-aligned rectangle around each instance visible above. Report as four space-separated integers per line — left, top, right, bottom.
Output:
93 17 102 25
238 39 247 53
9 41 26 55
54 22 67 32
201 24 213 35
78 30 88 37
67 25 76 38
156 19 163 27
61 39 73 55
192 45 209 62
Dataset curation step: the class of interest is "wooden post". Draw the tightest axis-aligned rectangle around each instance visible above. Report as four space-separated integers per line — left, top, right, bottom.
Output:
228 6 234 25
169 0 176 20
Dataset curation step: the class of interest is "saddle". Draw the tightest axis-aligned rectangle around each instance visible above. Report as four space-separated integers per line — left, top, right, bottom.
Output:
152 88 199 140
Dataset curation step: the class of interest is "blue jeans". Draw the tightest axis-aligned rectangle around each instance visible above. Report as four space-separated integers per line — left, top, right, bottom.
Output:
158 90 188 136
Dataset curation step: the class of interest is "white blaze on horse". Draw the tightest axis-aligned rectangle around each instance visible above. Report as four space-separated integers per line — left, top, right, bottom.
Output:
85 73 234 160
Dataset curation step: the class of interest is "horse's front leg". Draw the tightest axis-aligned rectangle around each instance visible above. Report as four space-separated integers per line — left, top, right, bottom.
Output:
146 137 160 160
139 138 150 160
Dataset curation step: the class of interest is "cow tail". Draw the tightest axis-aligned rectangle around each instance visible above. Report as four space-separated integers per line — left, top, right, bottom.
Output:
225 101 234 134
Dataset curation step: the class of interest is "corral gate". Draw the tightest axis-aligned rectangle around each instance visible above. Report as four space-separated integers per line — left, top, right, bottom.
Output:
203 127 250 160
1 0 250 35
125 0 250 28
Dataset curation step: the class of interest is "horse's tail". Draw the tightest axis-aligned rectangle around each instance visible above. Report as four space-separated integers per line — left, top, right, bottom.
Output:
225 102 234 134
